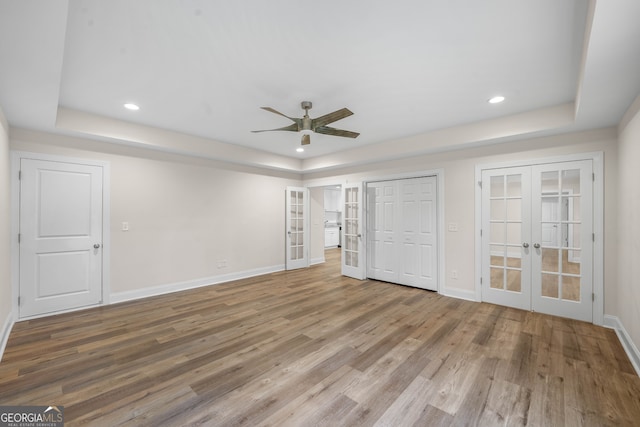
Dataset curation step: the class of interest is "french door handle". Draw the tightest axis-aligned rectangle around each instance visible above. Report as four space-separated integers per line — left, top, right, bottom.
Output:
522 242 529 248
533 243 541 249
93 243 101 249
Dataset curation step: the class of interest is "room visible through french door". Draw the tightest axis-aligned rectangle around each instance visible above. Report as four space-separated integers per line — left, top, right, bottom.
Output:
481 160 594 322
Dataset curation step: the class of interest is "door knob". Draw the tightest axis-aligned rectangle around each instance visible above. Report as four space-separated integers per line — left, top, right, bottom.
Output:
533 243 541 249
93 244 101 249
522 242 529 248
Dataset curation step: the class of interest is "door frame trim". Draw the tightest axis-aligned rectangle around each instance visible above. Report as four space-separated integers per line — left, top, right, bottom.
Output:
474 151 604 325
11 151 111 320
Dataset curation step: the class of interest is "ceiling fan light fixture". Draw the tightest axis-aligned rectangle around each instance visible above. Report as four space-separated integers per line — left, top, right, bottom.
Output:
488 96 505 104
300 129 313 136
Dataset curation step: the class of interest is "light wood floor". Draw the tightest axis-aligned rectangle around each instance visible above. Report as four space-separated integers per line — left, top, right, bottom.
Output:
1 249 639 426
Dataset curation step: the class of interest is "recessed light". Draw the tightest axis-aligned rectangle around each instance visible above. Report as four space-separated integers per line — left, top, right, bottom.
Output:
296 147 304 153
488 96 505 104
124 103 140 111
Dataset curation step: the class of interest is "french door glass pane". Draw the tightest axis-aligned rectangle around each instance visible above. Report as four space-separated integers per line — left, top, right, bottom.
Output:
542 274 559 298
541 171 559 193
506 174 521 197
490 176 504 197
491 267 504 289
562 276 580 301
542 248 559 272
507 269 521 292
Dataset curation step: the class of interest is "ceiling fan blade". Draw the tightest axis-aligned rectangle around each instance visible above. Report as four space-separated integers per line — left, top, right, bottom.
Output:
301 134 311 145
312 108 353 128
314 126 360 139
260 107 299 122
251 123 299 133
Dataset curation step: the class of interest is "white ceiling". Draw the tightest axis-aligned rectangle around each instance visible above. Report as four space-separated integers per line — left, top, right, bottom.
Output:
1 0 639 173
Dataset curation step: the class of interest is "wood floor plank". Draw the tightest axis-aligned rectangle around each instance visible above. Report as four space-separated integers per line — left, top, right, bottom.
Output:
1 248 639 426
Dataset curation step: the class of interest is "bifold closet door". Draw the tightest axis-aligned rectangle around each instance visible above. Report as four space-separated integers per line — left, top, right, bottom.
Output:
367 176 438 290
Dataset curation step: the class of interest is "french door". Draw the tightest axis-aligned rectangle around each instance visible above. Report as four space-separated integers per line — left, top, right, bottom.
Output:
341 183 365 279
481 160 593 322
285 187 309 270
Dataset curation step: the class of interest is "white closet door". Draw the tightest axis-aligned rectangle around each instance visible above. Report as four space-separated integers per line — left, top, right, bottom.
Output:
367 181 398 282
398 177 437 290
531 161 593 322
366 177 438 290
285 187 309 270
341 183 365 279
481 167 532 311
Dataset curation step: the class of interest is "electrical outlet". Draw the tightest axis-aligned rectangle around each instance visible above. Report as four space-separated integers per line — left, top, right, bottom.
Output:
452 269 458 279
448 223 458 232
122 222 129 231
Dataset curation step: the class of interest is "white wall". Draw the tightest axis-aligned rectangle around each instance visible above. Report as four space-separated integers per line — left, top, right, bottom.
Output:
10 129 302 300
0 106 12 359
616 95 640 358
304 128 618 307
309 187 325 263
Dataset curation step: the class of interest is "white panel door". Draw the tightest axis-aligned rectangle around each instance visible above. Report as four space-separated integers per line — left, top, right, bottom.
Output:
285 187 309 270
341 183 365 279
367 181 398 282
398 177 437 290
20 159 104 318
367 177 438 290
532 161 593 322
481 167 532 311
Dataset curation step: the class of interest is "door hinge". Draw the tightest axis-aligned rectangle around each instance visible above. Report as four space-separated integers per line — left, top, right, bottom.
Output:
592 233 595 242
480 229 483 237
478 181 482 188
592 293 595 302
17 296 20 306
480 277 483 285
592 173 595 182
18 170 22 180
18 233 21 243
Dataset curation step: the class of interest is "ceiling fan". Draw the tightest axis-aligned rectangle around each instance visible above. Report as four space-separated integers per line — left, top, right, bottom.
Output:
252 101 359 145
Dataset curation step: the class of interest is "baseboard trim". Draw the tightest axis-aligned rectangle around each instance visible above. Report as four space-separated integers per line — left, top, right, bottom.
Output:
441 287 477 302
111 264 285 304
0 310 15 362
310 257 325 266
604 314 640 377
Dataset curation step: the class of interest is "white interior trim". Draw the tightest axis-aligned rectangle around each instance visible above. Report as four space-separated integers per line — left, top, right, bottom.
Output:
475 151 604 325
0 311 15 362
111 264 284 305
10 150 111 320
604 315 640 377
